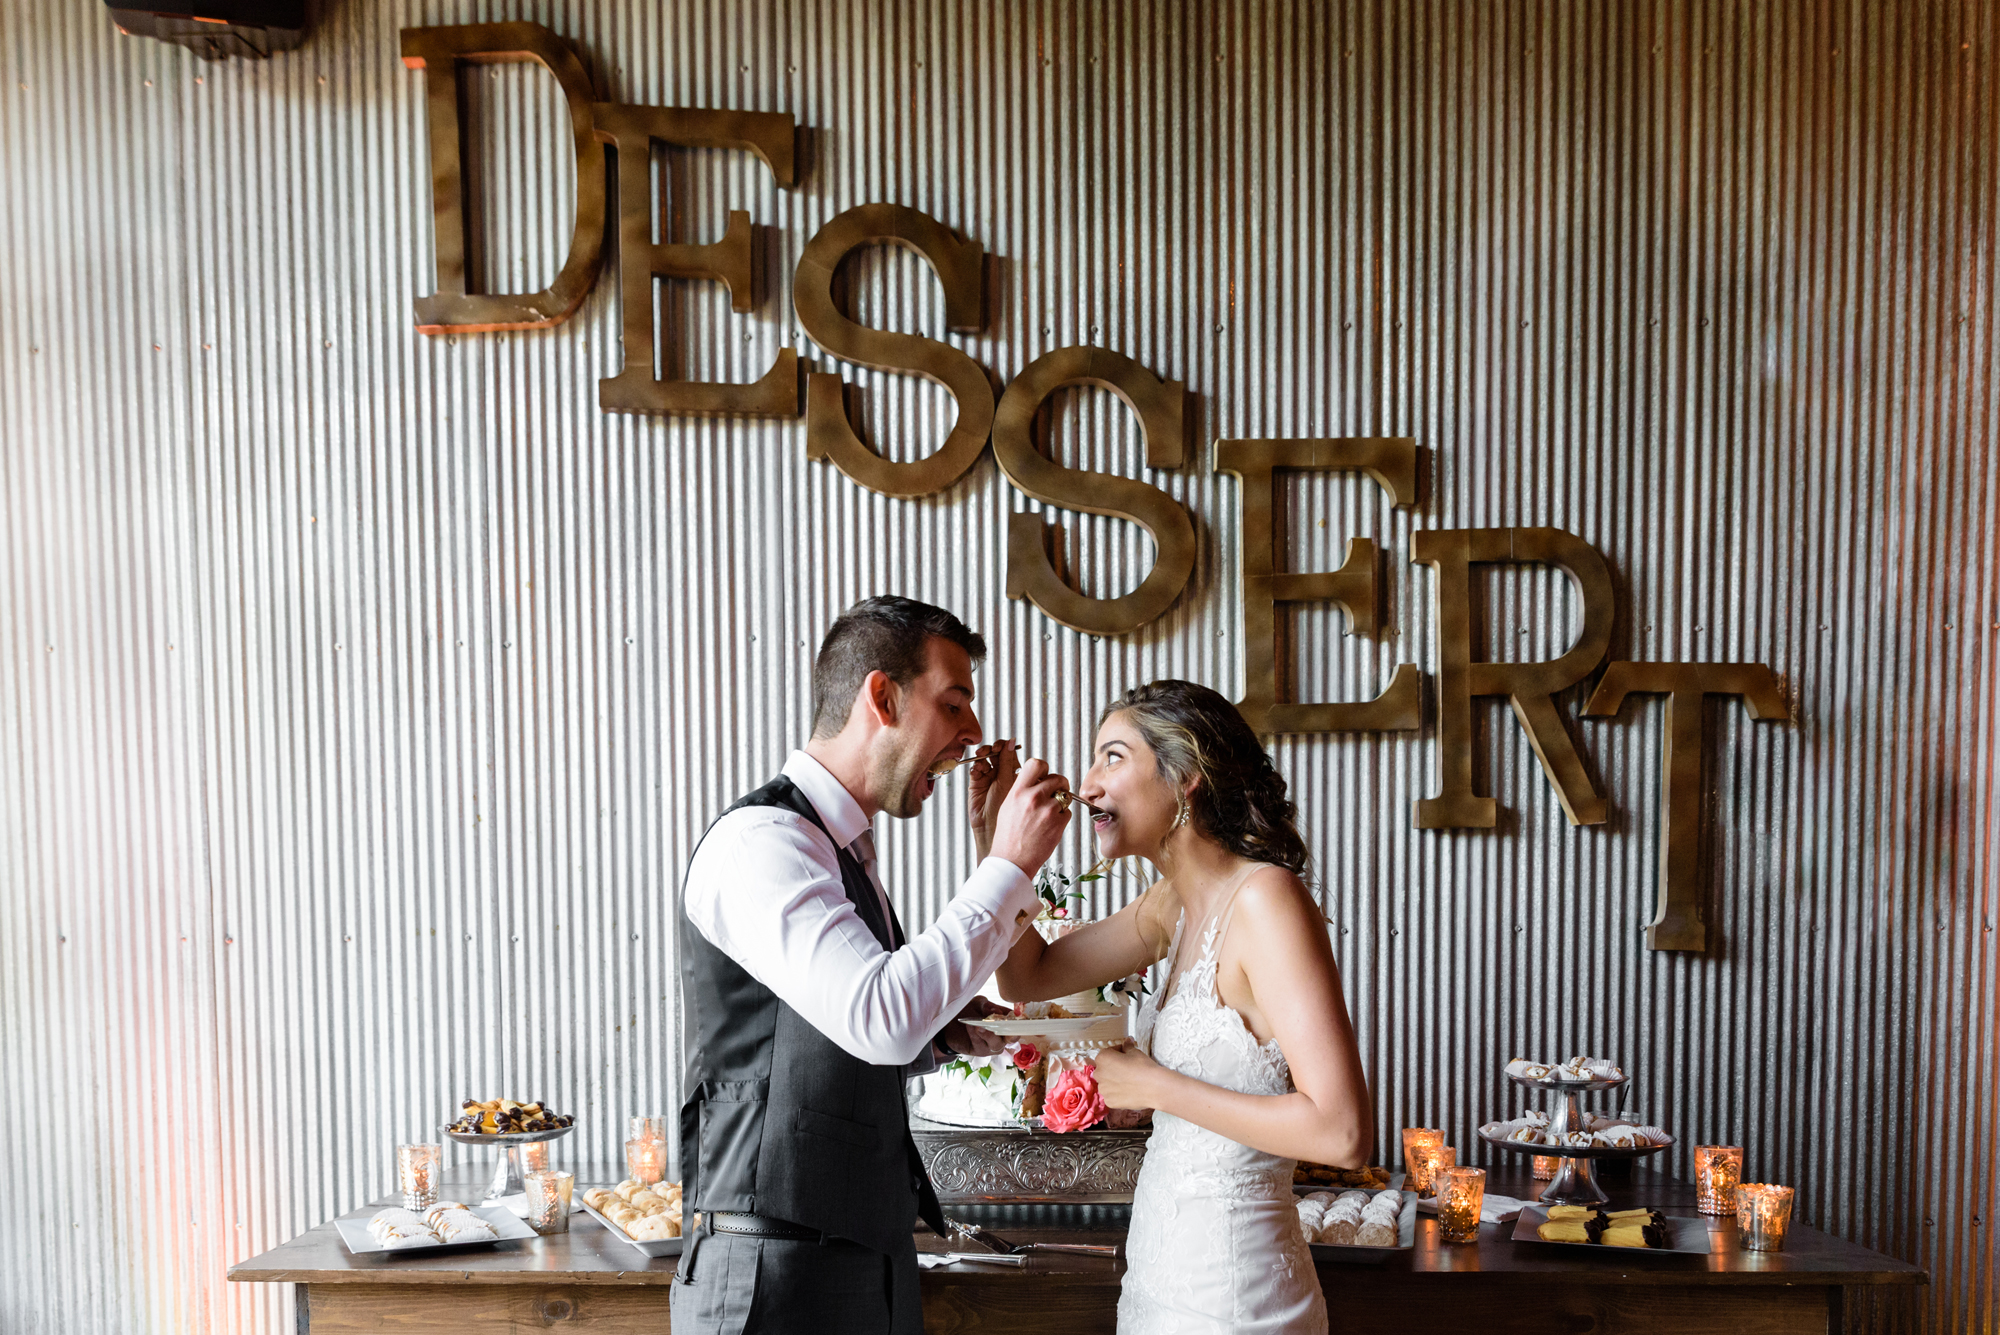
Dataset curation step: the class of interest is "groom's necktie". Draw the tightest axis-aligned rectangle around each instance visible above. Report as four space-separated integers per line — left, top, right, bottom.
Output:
848 829 898 946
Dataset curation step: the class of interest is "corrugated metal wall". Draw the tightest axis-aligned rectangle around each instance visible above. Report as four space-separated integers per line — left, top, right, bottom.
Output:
1 1 1993 1330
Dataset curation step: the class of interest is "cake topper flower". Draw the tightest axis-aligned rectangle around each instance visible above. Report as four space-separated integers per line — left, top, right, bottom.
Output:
1041 1064 1108 1134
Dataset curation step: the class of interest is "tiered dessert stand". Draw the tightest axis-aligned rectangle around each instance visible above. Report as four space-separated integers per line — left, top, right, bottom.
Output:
443 1123 575 1205
1476 1070 1673 1206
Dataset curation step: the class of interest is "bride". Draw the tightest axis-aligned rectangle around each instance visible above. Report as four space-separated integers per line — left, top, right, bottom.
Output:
991 680 1371 1334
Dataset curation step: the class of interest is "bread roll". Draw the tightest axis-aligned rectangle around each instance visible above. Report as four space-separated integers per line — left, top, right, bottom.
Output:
628 1214 675 1241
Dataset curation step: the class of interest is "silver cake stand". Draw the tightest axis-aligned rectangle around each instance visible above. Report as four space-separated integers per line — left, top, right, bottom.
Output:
1476 1072 1673 1206
443 1124 574 1205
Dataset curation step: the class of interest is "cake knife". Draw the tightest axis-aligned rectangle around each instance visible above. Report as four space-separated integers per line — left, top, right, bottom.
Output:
946 1220 1121 1259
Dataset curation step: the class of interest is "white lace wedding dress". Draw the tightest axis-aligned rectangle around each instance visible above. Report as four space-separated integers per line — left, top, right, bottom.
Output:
1117 883 1327 1334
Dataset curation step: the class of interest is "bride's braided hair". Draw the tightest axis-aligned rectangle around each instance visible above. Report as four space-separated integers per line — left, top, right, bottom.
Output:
1101 680 1310 876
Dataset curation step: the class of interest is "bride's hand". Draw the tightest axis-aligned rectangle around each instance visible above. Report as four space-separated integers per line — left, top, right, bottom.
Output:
1092 1042 1161 1110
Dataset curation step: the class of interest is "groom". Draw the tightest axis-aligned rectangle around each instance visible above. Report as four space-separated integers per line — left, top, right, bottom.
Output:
673 596 1071 1335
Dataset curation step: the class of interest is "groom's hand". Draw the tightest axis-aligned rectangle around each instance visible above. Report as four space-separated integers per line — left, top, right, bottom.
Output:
990 758 1071 878
939 996 1011 1057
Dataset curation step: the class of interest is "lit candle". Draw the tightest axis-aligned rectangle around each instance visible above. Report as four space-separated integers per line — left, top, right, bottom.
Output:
1694 1145 1744 1215
1437 1167 1486 1243
397 1143 441 1212
1401 1128 1446 1197
1735 1183 1795 1252
524 1168 574 1236
625 1137 666 1185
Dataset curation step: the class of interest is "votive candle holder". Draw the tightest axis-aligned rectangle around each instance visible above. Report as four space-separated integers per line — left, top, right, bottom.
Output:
626 1136 667 1185
1414 1144 1456 1200
628 1116 667 1144
1438 1167 1486 1243
524 1169 574 1235
396 1143 441 1212
1736 1183 1795 1252
520 1141 550 1175
1531 1155 1559 1180
1694 1145 1744 1215
1401 1128 1446 1197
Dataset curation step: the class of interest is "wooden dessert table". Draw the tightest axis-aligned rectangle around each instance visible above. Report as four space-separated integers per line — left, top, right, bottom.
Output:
229 1164 1923 1333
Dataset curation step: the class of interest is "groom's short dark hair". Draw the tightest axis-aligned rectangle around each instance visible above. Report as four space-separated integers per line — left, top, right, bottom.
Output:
811 596 986 738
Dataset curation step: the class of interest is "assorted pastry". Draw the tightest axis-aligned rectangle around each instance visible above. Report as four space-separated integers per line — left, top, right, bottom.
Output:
1505 1056 1623 1083
364 1201 498 1249
1295 1189 1404 1247
1534 1204 1672 1249
1480 1108 1673 1149
583 1177 687 1242
448 1098 574 1136
1293 1162 1393 1191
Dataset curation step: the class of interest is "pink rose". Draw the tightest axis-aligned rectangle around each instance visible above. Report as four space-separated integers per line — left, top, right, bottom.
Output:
1041 1065 1107 1134
1011 1042 1041 1070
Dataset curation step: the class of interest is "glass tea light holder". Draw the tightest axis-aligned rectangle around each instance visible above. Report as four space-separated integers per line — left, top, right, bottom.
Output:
519 1140 551 1176
628 1116 667 1145
1736 1183 1796 1252
524 1169 575 1235
1532 1154 1559 1180
1402 1128 1447 1197
625 1136 667 1185
1413 1144 1457 1200
1694 1145 1744 1215
1438 1167 1486 1243
397 1143 441 1212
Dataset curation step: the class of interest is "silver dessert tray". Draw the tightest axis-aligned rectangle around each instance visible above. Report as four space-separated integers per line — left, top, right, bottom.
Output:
443 1124 575 1204
1484 1073 1669 1207
911 1115 1148 1204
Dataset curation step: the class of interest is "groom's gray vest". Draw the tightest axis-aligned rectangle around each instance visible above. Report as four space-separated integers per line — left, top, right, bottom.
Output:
677 774 947 1255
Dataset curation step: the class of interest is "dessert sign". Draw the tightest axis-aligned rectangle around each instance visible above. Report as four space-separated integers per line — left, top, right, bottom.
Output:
398 22 1786 952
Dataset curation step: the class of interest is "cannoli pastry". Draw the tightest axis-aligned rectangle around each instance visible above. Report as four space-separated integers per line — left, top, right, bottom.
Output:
378 1228 437 1249
1562 1130 1595 1147
1592 1126 1642 1148
1509 1125 1547 1144
368 1208 427 1230
1505 1058 1555 1081
434 1213 497 1243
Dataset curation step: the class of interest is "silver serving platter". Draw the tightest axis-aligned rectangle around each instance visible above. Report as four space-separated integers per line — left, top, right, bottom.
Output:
910 1116 1149 1203
442 1123 575 1203
1477 1128 1675 1160
1511 1205 1713 1255
1303 1189 1418 1263
578 1192 685 1259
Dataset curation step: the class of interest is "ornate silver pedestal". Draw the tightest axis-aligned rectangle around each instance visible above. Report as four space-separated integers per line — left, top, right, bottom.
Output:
911 1115 1149 1203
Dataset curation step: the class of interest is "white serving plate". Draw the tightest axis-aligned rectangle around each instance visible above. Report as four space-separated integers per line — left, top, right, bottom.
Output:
967 1017 1119 1039
1305 1189 1418 1262
1510 1206 1712 1255
335 1206 536 1257
580 1195 686 1258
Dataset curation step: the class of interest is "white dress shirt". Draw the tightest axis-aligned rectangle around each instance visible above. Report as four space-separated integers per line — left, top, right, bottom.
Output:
682 751 1039 1068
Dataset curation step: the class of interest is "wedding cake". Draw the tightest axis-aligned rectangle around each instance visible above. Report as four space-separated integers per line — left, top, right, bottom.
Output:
915 877 1133 1127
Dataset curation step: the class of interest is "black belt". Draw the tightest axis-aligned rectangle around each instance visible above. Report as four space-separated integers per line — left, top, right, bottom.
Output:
706 1211 822 1241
